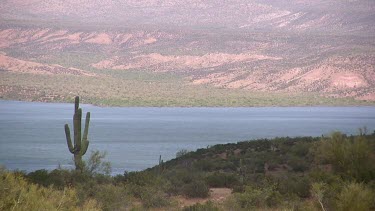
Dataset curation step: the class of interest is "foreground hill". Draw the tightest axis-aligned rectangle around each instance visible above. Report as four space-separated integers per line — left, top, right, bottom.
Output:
2 131 375 210
0 0 374 105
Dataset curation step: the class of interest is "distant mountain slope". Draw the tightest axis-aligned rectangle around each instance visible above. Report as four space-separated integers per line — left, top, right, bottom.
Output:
0 0 374 104
1 0 375 34
0 25 374 101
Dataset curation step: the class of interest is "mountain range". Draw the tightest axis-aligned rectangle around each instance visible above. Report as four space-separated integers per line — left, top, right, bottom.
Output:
0 0 374 104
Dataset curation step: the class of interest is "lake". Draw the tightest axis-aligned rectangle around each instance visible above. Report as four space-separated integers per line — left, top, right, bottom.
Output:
0 100 374 174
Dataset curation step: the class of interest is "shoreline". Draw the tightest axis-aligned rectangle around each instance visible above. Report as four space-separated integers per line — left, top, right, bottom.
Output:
1 97 374 108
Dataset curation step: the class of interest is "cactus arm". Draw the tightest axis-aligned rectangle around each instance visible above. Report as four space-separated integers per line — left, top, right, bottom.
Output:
64 124 75 153
82 112 90 143
73 112 79 151
77 108 82 150
80 139 89 156
74 96 79 113
73 109 82 152
79 112 91 156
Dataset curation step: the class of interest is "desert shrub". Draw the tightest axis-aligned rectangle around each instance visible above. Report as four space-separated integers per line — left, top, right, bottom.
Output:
164 169 204 195
123 171 158 186
232 185 282 209
278 176 311 198
194 160 215 171
139 187 170 208
293 200 321 211
124 171 170 198
80 183 128 211
125 183 170 208
310 182 328 211
318 132 375 182
26 169 50 187
183 180 210 198
205 172 239 188
84 150 112 175
26 150 112 189
214 161 237 171
183 201 220 211
232 185 245 193
176 149 190 158
288 156 309 172
26 168 86 190
47 169 75 188
290 141 311 157
0 170 100 211
335 182 375 211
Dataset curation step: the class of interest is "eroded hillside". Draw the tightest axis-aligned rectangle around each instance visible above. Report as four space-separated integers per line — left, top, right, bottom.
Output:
0 0 374 105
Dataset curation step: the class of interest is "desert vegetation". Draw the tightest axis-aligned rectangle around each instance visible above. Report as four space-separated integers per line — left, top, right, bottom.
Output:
0 71 371 107
1 130 374 210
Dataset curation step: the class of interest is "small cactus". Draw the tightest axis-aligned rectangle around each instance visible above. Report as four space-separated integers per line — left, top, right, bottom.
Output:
64 96 90 171
239 158 244 185
158 155 164 175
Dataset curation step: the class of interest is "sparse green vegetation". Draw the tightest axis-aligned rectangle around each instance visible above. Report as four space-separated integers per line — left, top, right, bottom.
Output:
0 167 101 211
0 71 370 107
2 131 374 210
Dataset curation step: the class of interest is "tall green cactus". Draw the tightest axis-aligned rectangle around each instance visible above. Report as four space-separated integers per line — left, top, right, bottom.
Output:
239 158 244 185
158 155 163 175
64 96 90 171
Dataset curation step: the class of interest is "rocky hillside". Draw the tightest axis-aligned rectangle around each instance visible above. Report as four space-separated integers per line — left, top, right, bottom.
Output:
0 0 374 103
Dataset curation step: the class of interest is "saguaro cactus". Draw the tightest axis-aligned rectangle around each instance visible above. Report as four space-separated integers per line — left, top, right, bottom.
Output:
239 158 244 185
158 155 164 175
64 96 90 171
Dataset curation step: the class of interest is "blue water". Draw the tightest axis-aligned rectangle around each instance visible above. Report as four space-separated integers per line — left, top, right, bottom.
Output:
0 100 374 174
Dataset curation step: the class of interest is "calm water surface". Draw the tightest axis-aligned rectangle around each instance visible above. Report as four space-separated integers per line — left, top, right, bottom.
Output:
0 100 374 174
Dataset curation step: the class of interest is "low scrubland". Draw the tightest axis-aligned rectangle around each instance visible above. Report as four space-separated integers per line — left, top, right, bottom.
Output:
1 71 369 107
1 130 374 210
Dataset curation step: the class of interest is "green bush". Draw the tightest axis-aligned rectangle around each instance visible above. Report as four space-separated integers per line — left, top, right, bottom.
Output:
318 132 375 182
288 156 309 172
0 170 100 211
176 149 190 158
182 201 220 211
205 172 239 188
80 183 128 211
290 142 311 157
164 169 201 195
139 187 170 208
335 182 375 211
84 150 112 175
183 180 210 198
26 169 50 187
233 185 282 209
279 176 311 198
194 160 215 171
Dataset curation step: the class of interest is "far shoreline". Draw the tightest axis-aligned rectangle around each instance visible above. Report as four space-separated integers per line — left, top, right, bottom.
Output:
0 97 374 108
